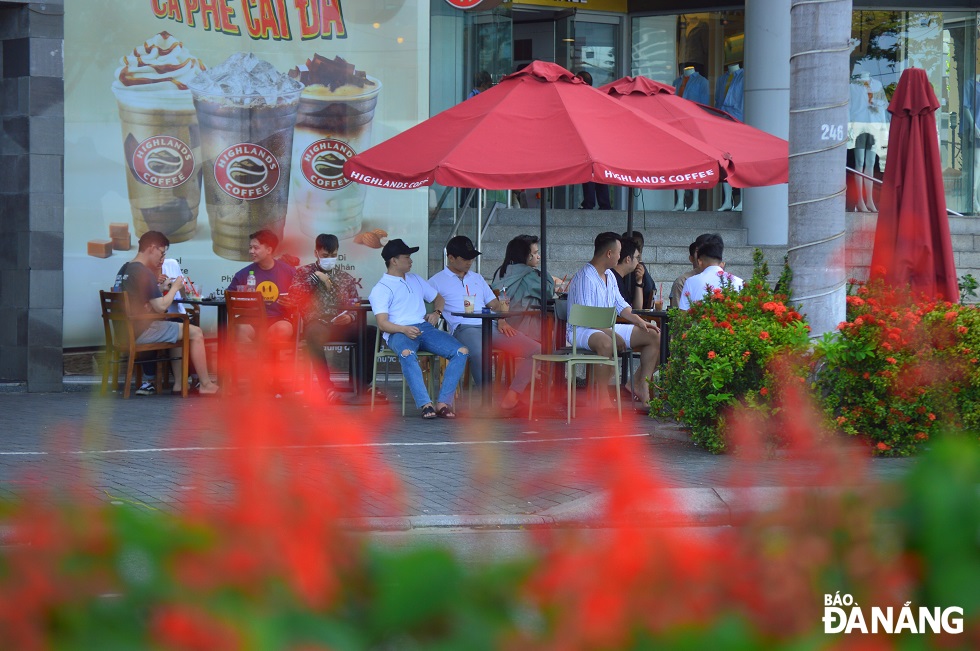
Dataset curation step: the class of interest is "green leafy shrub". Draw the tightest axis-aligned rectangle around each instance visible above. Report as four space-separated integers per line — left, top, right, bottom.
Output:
815 279 980 455
651 251 811 453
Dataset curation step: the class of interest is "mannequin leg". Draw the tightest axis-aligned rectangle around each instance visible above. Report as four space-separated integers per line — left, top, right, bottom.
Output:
853 146 869 212
685 190 700 211
861 147 877 213
717 183 733 211
673 190 685 211
733 187 742 211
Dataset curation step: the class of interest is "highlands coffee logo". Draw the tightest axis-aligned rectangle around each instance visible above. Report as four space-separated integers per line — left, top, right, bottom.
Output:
214 143 280 200
301 138 355 191
444 0 489 8
823 593 963 635
132 136 194 189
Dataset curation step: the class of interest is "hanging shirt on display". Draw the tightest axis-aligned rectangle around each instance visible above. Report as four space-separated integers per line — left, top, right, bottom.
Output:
673 70 709 105
848 74 890 159
714 67 745 121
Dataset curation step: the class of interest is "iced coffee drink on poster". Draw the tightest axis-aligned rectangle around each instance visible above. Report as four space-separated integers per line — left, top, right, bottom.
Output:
111 32 205 243
189 53 304 261
288 55 380 240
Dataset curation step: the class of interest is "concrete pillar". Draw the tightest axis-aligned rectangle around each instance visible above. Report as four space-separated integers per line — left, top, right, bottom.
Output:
743 0 791 245
0 1 65 392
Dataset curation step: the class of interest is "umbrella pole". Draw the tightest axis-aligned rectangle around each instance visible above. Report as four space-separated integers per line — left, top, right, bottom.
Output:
540 188 550 353
477 188 483 275
627 187 634 238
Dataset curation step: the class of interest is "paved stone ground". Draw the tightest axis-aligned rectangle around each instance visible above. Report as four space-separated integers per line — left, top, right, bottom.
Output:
0 380 915 525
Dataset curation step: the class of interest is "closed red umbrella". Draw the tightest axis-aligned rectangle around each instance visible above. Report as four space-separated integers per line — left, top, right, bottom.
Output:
598 75 788 188
870 68 958 301
344 61 732 191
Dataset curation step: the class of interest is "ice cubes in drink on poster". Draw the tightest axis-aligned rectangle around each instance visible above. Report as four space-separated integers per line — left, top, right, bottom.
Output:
189 52 303 106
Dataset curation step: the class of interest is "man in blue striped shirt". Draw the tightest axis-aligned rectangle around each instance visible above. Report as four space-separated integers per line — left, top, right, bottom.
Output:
566 232 661 409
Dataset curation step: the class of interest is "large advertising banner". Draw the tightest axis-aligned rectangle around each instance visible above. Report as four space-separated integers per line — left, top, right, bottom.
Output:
64 0 429 346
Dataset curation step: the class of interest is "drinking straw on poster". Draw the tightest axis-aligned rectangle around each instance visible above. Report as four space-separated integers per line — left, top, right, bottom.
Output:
559 274 568 290
466 284 470 295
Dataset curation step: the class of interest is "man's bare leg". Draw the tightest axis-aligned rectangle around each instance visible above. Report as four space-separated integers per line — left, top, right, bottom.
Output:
629 328 661 402
587 331 617 410
176 324 219 394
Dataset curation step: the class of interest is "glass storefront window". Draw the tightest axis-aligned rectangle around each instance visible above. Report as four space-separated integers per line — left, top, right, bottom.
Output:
631 11 745 211
850 11 977 215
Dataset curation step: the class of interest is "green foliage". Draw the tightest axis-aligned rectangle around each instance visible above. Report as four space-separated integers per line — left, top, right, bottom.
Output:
896 435 980 615
959 273 978 304
651 251 811 453
814 279 980 455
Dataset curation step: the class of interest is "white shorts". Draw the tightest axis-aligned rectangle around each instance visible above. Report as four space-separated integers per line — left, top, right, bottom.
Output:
568 323 634 352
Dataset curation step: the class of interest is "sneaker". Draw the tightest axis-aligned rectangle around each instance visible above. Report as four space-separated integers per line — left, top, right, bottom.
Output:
135 382 156 396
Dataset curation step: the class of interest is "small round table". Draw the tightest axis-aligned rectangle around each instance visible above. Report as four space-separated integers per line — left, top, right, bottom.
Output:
448 310 529 407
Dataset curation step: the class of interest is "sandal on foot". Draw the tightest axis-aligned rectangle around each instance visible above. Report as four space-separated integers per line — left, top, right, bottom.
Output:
421 404 437 419
436 405 456 419
324 389 343 404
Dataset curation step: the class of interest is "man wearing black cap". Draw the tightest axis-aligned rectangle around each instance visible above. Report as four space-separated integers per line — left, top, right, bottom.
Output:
429 236 538 412
368 239 469 419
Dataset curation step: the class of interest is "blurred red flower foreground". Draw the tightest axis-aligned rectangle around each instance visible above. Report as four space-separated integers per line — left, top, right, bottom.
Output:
0 359 977 650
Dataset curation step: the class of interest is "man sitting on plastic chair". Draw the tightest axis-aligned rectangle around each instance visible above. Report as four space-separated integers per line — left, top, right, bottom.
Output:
367 239 469 420
566 232 660 410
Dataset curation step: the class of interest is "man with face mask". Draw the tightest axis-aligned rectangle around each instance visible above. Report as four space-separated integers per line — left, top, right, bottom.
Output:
288 233 379 402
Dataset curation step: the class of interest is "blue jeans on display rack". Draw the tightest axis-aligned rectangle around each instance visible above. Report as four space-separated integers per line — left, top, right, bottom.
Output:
387 321 469 409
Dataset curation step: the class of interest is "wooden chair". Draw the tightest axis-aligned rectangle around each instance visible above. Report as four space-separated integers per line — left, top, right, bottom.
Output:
528 305 621 423
224 291 298 392
99 290 190 399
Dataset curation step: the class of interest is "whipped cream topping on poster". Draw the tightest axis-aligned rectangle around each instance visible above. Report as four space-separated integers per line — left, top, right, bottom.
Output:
112 31 205 107
189 52 303 106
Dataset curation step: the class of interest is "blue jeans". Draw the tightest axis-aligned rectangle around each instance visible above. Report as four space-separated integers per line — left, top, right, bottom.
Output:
388 322 469 409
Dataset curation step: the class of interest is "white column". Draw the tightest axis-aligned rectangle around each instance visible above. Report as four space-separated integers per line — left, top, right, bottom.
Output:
743 0 791 245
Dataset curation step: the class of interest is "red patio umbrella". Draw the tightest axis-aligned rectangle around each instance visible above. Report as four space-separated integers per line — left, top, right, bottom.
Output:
344 61 735 346
599 75 788 188
344 61 732 192
869 67 958 302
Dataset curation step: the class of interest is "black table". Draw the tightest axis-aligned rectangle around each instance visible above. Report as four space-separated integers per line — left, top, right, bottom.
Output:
174 297 228 382
345 301 373 404
449 310 527 407
632 309 671 364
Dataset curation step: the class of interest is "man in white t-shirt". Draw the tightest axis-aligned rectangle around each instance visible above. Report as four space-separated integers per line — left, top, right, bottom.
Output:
566 232 661 409
678 233 744 310
428 236 538 412
368 239 469 420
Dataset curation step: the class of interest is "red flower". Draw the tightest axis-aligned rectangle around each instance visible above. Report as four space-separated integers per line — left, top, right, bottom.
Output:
707 351 716 359
837 322 848 331
915 432 929 441
719 321 732 329
759 387 769 396
846 296 865 306
742 350 751 359
945 311 958 322
836 415 846 425
958 326 968 334
876 442 891 451
885 357 897 364
927 413 936 421
735 302 744 309
862 372 870 380
759 331 770 341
